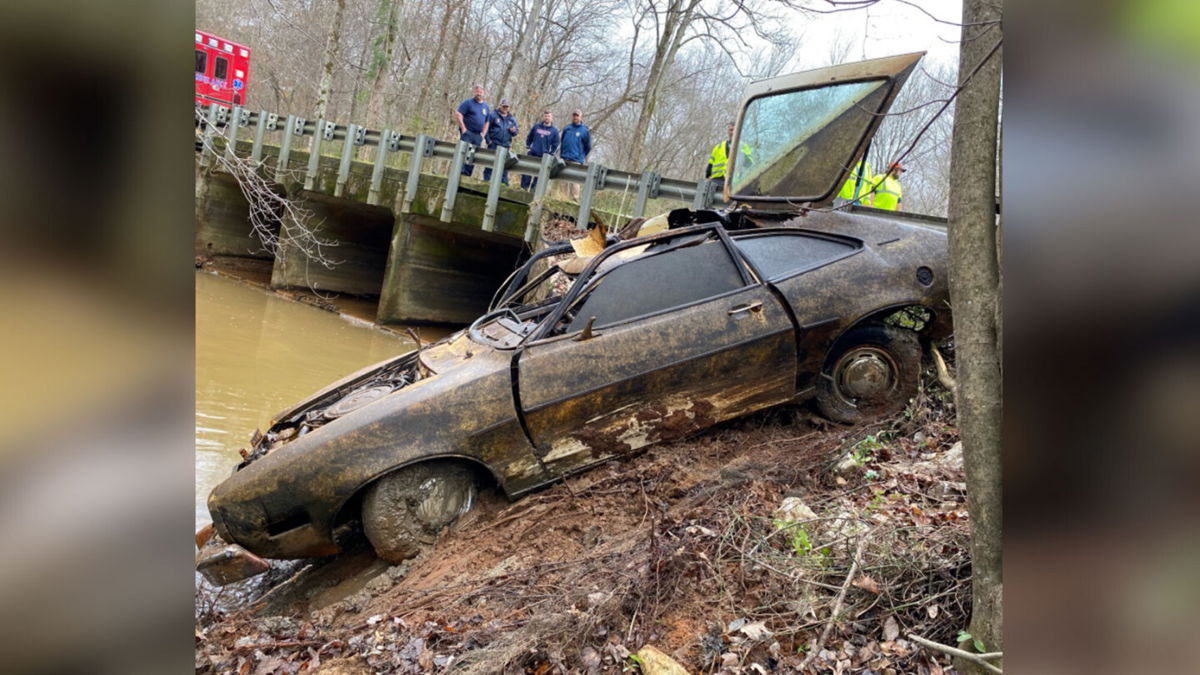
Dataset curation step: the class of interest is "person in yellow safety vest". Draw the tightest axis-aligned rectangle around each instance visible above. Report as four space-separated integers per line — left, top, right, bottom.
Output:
870 161 906 211
706 122 753 198
837 159 873 205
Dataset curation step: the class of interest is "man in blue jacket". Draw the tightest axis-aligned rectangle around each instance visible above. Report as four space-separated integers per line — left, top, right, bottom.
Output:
453 85 490 177
521 110 559 191
483 99 519 185
559 109 592 199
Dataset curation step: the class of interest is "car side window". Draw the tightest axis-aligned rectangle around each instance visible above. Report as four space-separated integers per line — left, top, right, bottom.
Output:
564 239 745 331
733 233 858 280
195 49 207 74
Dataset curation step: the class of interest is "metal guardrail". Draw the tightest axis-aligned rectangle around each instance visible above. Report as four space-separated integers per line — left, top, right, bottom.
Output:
198 103 717 242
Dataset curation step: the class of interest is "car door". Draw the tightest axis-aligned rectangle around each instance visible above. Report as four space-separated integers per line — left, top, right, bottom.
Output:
515 229 797 477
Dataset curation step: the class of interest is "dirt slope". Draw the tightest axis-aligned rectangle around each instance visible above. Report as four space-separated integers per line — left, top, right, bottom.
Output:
197 371 969 675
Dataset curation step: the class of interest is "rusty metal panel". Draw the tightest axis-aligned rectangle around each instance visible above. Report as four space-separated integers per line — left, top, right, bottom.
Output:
517 283 796 477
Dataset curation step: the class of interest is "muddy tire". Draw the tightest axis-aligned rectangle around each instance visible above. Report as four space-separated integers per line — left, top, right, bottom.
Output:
815 325 921 425
361 461 477 563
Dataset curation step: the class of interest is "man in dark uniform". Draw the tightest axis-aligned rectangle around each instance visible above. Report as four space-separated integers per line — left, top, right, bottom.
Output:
453 85 490 177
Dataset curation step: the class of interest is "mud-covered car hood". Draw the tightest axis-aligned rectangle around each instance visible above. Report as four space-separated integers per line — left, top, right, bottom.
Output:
240 330 479 466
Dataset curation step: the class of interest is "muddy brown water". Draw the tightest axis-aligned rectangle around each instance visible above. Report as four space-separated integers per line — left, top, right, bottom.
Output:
195 271 450 528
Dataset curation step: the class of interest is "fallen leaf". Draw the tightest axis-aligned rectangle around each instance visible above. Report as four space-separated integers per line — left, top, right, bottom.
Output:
883 616 900 642
739 621 770 640
581 646 602 669
927 603 939 619
852 574 881 594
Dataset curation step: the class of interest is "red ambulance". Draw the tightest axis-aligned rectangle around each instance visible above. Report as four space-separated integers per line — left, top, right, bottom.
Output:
195 30 251 109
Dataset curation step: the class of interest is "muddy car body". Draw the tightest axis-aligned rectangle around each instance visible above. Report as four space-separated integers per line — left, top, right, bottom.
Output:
201 51 951 581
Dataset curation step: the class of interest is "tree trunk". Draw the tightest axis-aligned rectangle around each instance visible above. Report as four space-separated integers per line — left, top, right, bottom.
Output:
627 0 697 172
946 0 1003 671
414 0 455 133
312 0 347 121
363 0 403 130
497 0 543 102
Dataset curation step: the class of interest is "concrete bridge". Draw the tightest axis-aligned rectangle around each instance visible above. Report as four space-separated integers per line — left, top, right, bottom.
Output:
195 104 718 325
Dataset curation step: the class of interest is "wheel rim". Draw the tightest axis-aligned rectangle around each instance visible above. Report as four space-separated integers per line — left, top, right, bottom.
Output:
833 346 900 407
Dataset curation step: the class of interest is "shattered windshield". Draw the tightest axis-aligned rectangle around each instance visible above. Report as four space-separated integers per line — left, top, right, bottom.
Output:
730 78 890 201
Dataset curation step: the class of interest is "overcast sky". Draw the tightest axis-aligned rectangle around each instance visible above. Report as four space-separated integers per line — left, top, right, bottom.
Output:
783 0 964 72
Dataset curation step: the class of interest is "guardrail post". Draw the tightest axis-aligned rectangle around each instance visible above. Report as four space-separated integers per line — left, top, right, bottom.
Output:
275 115 301 183
525 153 556 238
367 129 394 206
481 147 508 232
251 110 269 163
440 140 472 222
224 106 244 161
335 123 360 197
305 119 332 191
199 103 221 168
401 134 434 214
692 178 714 209
633 171 660 218
575 163 606 231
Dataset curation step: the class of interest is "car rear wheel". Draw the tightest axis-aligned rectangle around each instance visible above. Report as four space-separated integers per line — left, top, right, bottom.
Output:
361 460 477 563
816 325 921 424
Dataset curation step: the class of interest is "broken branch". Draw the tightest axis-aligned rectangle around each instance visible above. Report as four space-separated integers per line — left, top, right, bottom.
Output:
931 345 957 396
908 633 1003 674
799 529 873 670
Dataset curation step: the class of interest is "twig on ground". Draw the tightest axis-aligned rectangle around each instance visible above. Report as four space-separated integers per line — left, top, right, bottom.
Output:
909 633 1003 674
799 529 873 670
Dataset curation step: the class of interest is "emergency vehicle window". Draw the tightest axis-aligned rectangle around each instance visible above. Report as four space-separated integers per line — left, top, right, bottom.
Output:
733 233 858 280
563 239 744 332
195 50 207 74
214 57 228 81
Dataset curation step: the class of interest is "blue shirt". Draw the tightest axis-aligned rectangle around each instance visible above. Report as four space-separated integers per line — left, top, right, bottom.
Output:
457 98 490 134
525 122 560 156
486 111 519 148
560 122 592 163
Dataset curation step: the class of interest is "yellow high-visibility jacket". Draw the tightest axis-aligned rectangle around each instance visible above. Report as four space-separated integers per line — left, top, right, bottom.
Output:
870 173 903 210
707 141 753 179
837 161 873 202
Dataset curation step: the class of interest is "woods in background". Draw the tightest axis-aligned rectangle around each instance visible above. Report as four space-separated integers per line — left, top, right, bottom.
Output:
196 0 958 215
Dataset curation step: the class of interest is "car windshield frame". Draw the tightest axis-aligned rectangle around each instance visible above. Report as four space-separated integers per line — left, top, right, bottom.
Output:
726 51 924 206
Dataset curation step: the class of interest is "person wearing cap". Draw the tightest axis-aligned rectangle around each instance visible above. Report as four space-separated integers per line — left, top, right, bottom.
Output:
706 122 753 200
521 110 560 191
559 109 592 200
453 85 490 177
484 99 519 185
869 161 906 211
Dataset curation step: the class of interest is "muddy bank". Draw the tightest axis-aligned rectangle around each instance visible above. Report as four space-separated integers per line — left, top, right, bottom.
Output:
196 366 968 674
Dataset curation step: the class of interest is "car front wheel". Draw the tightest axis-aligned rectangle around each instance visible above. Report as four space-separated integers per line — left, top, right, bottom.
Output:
361 460 477 563
816 324 921 424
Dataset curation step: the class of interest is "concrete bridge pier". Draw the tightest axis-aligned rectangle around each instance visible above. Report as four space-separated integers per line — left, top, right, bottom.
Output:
269 188 394 298
377 213 526 325
195 168 278 260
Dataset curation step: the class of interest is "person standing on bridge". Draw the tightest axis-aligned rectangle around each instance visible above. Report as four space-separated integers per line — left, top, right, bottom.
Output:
454 85 491 178
559 109 592 200
484 99 519 186
521 110 560 191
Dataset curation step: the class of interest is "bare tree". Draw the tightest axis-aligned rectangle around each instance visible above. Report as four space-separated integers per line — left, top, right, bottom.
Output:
313 0 348 120
362 0 404 130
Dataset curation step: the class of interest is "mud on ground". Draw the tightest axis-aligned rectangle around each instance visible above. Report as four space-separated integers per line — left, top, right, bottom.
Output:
197 363 968 675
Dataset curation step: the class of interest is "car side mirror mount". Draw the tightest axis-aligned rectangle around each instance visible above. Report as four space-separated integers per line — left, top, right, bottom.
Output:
574 316 600 342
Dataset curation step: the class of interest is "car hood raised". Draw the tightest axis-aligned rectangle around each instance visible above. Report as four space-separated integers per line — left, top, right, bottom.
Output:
728 51 923 207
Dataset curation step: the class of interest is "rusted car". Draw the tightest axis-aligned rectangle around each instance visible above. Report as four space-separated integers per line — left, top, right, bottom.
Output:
198 51 951 584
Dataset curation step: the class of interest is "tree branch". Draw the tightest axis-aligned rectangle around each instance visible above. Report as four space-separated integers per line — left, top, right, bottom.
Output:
908 634 1003 674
